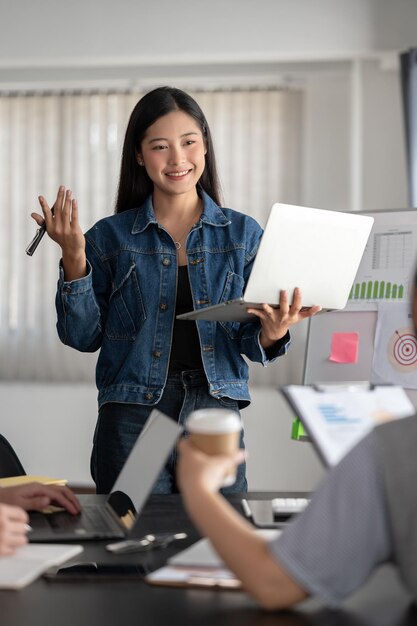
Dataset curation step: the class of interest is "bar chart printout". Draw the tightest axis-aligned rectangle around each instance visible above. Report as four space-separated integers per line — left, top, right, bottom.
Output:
283 385 415 466
317 403 361 424
350 280 404 300
347 220 417 311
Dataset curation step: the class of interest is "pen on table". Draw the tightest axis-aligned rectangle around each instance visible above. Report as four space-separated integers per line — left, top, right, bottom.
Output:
241 499 255 524
106 532 188 554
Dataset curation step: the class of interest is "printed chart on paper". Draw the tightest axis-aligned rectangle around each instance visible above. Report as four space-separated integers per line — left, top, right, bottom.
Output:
346 215 417 311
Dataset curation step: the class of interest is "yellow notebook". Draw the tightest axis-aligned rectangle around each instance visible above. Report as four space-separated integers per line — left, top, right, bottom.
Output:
0 475 68 488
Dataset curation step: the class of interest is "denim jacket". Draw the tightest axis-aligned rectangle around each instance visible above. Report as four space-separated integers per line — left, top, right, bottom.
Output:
56 192 289 408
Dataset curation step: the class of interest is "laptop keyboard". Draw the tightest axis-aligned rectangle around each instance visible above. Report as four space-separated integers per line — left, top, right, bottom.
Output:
81 506 120 533
271 498 310 519
48 505 121 535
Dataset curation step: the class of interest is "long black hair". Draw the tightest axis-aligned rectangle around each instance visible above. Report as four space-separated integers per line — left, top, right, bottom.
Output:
115 86 222 213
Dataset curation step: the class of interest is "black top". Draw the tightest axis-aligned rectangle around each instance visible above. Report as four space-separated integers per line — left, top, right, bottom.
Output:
169 265 204 373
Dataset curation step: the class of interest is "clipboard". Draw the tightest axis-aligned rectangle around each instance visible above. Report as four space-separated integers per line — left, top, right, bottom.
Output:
281 383 415 467
146 565 242 590
146 530 279 590
145 537 241 590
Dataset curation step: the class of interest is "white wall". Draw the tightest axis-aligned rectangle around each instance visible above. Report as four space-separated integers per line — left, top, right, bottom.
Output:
0 384 97 486
0 383 324 490
0 0 416 90
1 0 416 64
303 60 408 213
0 0 413 490
361 60 408 210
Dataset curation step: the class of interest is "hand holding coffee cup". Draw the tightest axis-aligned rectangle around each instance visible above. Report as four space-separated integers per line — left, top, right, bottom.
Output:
185 409 242 487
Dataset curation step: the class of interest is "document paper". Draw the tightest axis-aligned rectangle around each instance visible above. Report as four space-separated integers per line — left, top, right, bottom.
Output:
0 544 83 589
283 385 415 466
146 530 279 589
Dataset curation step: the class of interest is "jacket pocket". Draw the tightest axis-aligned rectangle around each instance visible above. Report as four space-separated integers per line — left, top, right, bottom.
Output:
219 271 245 339
105 263 146 340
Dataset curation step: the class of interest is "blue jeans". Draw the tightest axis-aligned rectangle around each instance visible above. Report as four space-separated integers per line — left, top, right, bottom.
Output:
91 369 247 495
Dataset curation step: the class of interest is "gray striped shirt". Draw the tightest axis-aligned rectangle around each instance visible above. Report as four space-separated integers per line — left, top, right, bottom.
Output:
268 432 391 606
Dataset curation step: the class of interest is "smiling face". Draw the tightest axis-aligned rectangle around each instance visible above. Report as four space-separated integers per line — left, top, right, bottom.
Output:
137 109 206 204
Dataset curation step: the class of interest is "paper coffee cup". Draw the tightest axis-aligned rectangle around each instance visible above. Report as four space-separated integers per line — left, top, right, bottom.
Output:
186 409 242 487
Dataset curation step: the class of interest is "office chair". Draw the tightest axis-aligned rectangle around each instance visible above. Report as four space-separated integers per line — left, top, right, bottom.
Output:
0 434 26 477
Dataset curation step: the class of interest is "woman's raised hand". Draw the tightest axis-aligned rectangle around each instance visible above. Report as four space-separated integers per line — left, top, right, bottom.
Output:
31 186 87 281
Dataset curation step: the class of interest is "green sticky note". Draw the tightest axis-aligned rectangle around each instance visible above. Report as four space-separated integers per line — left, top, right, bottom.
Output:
291 418 310 441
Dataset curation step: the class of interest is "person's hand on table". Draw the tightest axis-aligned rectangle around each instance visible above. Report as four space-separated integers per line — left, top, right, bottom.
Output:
0 503 29 555
0 483 81 515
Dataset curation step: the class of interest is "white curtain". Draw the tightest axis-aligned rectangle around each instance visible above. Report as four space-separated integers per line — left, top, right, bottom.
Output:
0 88 303 385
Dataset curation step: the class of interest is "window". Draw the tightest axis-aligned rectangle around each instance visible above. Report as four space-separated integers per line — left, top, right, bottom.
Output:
0 88 303 384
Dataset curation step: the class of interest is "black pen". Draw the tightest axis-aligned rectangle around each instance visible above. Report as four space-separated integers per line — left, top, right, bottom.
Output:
26 206 54 256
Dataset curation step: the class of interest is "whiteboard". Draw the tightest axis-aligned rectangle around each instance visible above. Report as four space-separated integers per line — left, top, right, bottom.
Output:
303 209 417 405
303 310 377 384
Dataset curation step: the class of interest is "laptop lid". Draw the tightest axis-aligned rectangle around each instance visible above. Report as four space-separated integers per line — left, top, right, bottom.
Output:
29 410 182 541
176 203 374 322
108 409 182 526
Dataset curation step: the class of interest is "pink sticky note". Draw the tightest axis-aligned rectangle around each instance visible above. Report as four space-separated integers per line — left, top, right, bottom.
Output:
329 332 359 364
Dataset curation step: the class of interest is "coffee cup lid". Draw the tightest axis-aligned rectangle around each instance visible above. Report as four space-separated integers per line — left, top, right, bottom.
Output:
186 408 241 434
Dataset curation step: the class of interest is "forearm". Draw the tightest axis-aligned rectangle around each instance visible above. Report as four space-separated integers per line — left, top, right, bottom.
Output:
62 251 88 282
260 329 291 354
182 487 306 610
56 262 104 351
239 324 290 365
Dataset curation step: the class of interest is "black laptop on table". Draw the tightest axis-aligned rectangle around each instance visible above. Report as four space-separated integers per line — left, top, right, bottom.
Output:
29 410 182 542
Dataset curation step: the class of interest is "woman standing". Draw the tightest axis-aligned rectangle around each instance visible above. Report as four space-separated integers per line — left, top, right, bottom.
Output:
32 87 319 494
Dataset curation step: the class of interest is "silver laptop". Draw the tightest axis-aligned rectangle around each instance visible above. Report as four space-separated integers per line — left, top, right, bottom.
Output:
29 410 182 542
177 203 374 322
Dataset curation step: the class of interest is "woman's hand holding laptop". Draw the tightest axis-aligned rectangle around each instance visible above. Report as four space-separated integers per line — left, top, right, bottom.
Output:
247 287 321 349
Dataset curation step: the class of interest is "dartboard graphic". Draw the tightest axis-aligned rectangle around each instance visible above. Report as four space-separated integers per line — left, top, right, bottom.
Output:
387 327 417 372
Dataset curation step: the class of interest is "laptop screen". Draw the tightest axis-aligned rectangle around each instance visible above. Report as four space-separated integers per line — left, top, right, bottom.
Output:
108 409 182 526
